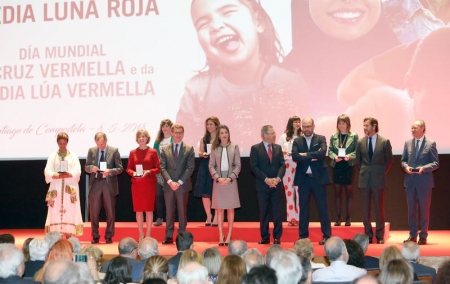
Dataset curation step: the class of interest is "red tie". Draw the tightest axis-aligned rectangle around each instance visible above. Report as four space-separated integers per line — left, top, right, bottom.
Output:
268 144 273 163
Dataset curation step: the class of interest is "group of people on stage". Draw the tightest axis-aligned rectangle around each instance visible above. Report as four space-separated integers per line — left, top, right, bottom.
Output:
43 114 439 247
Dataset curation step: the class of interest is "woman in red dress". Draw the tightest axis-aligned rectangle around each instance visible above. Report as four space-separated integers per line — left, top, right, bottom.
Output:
126 129 161 240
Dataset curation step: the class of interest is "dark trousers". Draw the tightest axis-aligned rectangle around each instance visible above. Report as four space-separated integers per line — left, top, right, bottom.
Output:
406 185 432 239
89 179 116 239
256 186 283 240
298 176 331 239
361 187 386 240
154 182 166 220
164 187 189 238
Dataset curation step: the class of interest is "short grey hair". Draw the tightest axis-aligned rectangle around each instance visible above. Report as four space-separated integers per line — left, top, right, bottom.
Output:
0 244 24 278
324 237 346 262
261 125 274 136
177 262 209 284
265 244 283 266
45 231 62 249
68 237 81 254
242 248 264 272
139 237 159 259
29 238 49 261
44 259 85 284
402 241 420 262
228 240 247 256
353 233 369 253
270 250 302 284
119 237 138 255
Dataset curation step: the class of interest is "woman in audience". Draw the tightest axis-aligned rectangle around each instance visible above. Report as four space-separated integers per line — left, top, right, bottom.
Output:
294 238 325 270
178 249 204 272
34 239 73 282
217 254 247 284
379 258 414 284
22 237 34 262
24 238 48 278
103 256 133 284
378 246 404 269
202 247 221 283
435 259 450 284
344 239 365 268
141 255 169 282
79 244 105 280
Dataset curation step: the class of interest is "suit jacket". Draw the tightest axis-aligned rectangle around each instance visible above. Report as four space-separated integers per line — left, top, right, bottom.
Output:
160 141 195 192
292 134 330 185
328 132 359 167
209 143 241 180
410 262 436 282
84 145 123 196
249 142 286 190
0 276 39 284
356 135 393 189
364 255 380 270
401 136 439 188
168 251 183 279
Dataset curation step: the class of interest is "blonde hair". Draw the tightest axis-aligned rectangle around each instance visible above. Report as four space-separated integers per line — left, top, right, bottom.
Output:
135 129 151 144
379 246 404 268
178 249 204 272
141 255 169 282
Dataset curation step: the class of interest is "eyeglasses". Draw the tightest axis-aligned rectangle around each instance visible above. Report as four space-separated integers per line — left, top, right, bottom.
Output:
173 131 184 134
265 132 276 135
302 125 313 128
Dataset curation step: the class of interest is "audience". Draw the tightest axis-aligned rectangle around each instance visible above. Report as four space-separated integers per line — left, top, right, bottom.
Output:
141 255 169 282
34 239 73 283
0 233 15 244
44 231 61 249
378 259 414 284
241 265 277 284
132 237 159 282
24 238 49 278
22 238 34 262
79 244 105 280
270 250 302 284
401 241 436 282
294 238 326 270
228 240 247 257
312 237 366 282
102 256 132 284
67 236 82 255
344 239 366 268
217 254 246 284
177 261 209 284
353 274 380 284
0 243 38 283
168 231 194 279
298 256 312 284
101 237 139 273
242 248 264 272
265 244 283 267
378 246 404 269
202 248 221 283
353 233 379 270
435 259 450 284
43 258 93 284
178 249 204 273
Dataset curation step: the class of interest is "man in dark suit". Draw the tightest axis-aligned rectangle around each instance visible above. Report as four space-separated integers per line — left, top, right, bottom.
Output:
356 117 393 244
160 123 195 244
292 117 331 245
402 241 437 282
250 125 286 245
401 120 439 245
85 132 123 244
353 233 379 271
168 231 194 278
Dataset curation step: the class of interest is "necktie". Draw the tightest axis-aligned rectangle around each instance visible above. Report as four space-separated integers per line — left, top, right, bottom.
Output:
99 150 105 166
368 137 373 161
174 144 178 163
415 139 420 159
268 144 273 163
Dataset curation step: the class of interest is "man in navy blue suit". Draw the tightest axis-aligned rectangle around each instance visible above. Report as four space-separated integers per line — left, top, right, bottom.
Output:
250 125 286 245
292 117 331 245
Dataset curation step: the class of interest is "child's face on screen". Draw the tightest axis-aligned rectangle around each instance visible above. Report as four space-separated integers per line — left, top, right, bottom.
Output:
191 0 264 68
309 0 381 41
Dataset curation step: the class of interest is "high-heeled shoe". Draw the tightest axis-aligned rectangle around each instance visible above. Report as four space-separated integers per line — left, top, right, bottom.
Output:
334 217 343 226
205 215 212 226
225 236 230 246
218 235 225 246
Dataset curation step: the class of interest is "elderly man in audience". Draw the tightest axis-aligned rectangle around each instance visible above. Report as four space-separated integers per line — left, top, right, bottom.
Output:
294 238 325 270
43 259 94 284
24 238 49 278
402 241 436 282
265 244 283 267
228 240 247 257
67 236 81 255
312 237 366 282
269 250 302 284
101 237 139 272
353 233 379 270
0 243 39 284
241 265 278 284
242 248 264 272
132 237 159 282
44 231 61 249
168 231 194 278
177 261 209 284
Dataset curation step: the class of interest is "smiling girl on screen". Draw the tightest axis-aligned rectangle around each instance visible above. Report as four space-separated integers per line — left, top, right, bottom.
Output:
176 0 308 152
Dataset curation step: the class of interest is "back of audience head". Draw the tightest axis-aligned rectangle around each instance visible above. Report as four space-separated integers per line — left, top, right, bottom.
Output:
269 250 302 284
401 241 420 263
103 255 132 284
228 240 247 257
177 231 194 251
265 244 283 267
177 261 209 284
79 245 104 271
0 234 15 244
29 238 49 261
241 265 277 284
353 233 370 254
379 245 404 269
242 248 264 272
179 249 204 271
0 243 25 278
344 239 365 268
324 236 347 262
47 239 73 261
435 259 450 284
298 256 312 284
294 238 314 260
118 237 138 256
142 278 167 284
202 247 221 278
68 236 81 254
378 258 414 284
45 231 62 248
142 255 169 282
139 237 159 259
22 237 34 261
43 258 93 284
217 254 247 284
353 274 380 284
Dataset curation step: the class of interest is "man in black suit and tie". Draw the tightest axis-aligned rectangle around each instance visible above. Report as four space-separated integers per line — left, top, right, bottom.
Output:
250 125 286 245
292 117 331 245
160 123 195 245
401 120 439 245
356 117 393 244
85 132 123 244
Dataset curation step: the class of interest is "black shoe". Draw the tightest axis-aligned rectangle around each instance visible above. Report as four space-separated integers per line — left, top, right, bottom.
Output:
258 239 270 244
377 239 384 244
345 218 351 226
153 218 163 226
368 238 373 244
105 238 113 244
273 239 281 244
334 217 343 226
211 223 218 227
404 236 417 243
91 238 99 244
318 238 329 245
418 238 427 245
162 238 173 244
218 242 225 246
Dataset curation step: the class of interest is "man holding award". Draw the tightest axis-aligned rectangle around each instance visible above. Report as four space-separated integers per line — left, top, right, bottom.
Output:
85 132 123 244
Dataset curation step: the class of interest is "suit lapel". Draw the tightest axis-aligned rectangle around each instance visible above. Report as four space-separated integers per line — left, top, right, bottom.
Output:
373 136 382 159
177 142 185 163
259 142 270 163
361 137 369 160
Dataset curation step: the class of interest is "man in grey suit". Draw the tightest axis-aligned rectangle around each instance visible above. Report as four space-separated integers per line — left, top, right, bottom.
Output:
160 123 195 244
250 125 285 245
85 132 123 244
401 120 439 245
356 117 392 244
292 117 331 245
